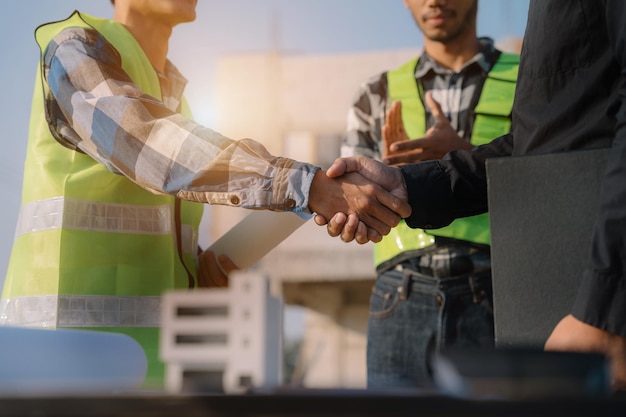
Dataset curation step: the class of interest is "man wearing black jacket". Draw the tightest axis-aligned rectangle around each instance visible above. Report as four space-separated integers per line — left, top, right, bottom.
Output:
317 0 626 390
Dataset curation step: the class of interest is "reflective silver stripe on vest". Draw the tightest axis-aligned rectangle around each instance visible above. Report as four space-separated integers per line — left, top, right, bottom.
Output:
0 295 161 328
14 196 173 238
14 197 197 255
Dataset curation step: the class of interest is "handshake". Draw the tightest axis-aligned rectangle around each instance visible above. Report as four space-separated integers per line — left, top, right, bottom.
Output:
308 155 411 244
199 155 410 287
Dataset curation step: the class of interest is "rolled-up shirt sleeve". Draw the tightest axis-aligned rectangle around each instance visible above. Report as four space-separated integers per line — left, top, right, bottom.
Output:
42 27 318 213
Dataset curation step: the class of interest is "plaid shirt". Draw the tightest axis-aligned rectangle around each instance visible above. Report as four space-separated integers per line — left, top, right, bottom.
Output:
341 38 501 159
43 27 317 212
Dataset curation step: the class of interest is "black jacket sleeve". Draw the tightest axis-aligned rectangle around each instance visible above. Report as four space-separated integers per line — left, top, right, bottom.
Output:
572 0 626 337
399 133 514 230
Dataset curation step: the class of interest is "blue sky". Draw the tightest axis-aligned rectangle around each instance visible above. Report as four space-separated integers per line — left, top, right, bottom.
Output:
0 0 529 287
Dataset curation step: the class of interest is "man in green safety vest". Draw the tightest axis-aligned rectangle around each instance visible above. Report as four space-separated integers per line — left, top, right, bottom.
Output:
1 0 410 390
340 0 518 388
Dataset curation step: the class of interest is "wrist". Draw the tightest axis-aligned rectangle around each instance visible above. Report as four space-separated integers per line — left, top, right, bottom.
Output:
307 169 326 213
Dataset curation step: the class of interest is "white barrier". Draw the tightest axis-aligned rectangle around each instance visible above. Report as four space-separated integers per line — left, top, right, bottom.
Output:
160 272 283 393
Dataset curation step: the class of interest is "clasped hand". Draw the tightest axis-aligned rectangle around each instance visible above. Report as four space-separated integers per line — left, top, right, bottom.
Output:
309 155 411 244
199 158 410 287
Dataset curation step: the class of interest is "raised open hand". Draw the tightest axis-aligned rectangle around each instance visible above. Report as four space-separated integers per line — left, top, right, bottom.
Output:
383 92 473 166
381 100 410 161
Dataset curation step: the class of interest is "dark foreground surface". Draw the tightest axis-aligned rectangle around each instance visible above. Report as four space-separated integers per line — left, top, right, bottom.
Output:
1 389 625 417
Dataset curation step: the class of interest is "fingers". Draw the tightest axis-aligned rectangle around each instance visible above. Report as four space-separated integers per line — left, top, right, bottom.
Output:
334 156 399 190
314 213 329 226
340 217 380 244
218 254 239 276
374 188 410 222
382 101 408 159
384 140 426 165
325 158 348 178
339 214 359 242
349 159 411 219
383 152 419 166
326 155 376 178
317 212 380 244
198 250 228 287
389 137 429 153
365 223 382 243
389 101 406 141
327 210 388 244
387 93 470 162
357 201 397 235
425 91 445 121
382 124 392 160
384 138 443 164
197 250 239 288
326 212 348 238
355 221 370 244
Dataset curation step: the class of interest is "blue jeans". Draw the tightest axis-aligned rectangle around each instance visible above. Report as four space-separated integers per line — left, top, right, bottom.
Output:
366 241 494 389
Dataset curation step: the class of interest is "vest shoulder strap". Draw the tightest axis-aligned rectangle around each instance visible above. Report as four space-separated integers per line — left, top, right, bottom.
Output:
35 11 162 101
474 52 519 113
487 52 520 82
387 57 425 139
387 57 420 100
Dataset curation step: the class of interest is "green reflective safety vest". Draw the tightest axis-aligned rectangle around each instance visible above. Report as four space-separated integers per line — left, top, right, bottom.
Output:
1 11 204 389
374 52 519 268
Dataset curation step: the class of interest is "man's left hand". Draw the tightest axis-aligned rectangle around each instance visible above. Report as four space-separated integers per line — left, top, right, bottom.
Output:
545 314 626 391
197 250 239 288
383 92 473 166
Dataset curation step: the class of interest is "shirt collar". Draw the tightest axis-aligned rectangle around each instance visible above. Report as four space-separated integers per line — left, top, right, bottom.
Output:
157 60 188 111
415 37 497 78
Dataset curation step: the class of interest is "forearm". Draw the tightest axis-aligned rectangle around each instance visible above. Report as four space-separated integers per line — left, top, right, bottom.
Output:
400 133 513 229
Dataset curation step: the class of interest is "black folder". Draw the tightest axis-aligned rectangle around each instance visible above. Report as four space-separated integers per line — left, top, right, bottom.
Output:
486 148 610 348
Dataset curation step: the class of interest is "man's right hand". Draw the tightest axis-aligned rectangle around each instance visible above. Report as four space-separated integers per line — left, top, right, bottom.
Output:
311 155 410 243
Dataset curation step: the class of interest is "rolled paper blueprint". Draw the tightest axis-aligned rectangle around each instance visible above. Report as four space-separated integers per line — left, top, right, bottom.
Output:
208 210 310 270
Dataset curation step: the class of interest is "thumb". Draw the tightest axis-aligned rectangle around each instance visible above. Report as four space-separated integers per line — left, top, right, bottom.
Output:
425 91 445 121
327 156 411 219
327 156 387 184
325 156 364 178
